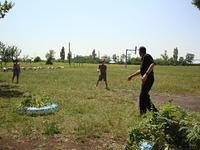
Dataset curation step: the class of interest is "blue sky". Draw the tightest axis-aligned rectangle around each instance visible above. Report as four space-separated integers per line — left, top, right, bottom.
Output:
1 0 200 59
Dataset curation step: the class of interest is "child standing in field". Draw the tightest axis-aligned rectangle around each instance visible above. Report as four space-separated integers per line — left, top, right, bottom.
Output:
12 59 20 84
96 60 109 89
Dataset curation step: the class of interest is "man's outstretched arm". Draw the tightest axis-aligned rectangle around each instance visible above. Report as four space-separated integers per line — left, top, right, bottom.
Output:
128 70 141 81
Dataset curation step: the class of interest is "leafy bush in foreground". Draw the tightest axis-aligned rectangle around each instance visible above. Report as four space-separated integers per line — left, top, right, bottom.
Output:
19 93 53 108
126 104 200 150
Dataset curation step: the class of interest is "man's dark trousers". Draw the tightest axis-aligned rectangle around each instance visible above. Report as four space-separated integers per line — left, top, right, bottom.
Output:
139 75 157 115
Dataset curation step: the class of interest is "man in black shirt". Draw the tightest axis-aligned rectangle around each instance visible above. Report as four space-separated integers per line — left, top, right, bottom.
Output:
96 60 108 89
128 46 157 115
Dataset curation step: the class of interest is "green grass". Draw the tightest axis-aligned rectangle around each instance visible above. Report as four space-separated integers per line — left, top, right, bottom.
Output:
0 63 200 140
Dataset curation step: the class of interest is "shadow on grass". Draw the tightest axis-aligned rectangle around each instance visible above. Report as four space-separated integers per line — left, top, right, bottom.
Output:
0 84 23 98
0 84 18 89
0 80 6 83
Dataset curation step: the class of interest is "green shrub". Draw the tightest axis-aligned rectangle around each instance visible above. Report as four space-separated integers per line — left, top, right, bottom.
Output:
180 116 200 149
43 121 61 136
126 104 200 150
19 93 53 108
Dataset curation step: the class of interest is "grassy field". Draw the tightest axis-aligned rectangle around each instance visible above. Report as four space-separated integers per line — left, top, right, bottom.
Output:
0 63 200 147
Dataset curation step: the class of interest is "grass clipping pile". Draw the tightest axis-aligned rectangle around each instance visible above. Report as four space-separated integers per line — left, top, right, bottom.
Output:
17 93 58 116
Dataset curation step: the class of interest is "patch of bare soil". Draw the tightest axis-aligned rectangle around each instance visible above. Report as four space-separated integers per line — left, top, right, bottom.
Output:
0 136 125 150
151 93 200 112
112 89 200 112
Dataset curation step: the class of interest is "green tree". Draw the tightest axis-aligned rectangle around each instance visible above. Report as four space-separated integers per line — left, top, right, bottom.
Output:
60 46 65 61
173 47 178 65
0 41 6 59
45 50 55 65
130 57 141 65
168 57 174 65
127 53 132 64
0 41 9 65
73 55 85 63
112 54 117 62
120 54 126 64
73 55 100 64
92 49 96 59
0 42 21 65
22 55 29 62
34 56 41 62
0 0 14 19
101 55 110 63
8 45 21 60
192 0 200 10
161 50 169 65
161 50 169 61
178 57 186 65
185 53 195 64
155 58 168 65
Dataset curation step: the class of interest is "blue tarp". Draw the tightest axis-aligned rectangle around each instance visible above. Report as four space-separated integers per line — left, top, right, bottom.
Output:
108 60 116 64
140 142 152 150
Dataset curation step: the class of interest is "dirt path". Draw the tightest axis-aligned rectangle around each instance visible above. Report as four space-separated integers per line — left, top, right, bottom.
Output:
151 93 200 112
134 93 200 112
0 136 124 150
112 89 200 112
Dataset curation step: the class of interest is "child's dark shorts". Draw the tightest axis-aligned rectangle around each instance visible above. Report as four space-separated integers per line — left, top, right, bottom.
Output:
98 74 106 81
13 69 20 76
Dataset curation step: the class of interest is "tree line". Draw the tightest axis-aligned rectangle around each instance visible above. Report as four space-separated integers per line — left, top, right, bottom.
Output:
0 41 21 66
45 47 197 66
0 42 197 66
60 47 196 66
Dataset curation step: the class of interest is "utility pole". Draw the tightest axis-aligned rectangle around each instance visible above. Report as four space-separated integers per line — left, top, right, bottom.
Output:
68 42 72 66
